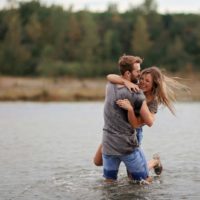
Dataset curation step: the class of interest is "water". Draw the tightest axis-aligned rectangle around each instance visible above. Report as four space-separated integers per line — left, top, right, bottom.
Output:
0 102 200 200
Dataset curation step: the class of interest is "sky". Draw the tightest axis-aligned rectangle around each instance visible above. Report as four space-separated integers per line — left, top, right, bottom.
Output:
0 0 200 14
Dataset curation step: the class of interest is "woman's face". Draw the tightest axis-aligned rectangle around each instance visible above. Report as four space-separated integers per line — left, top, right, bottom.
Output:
139 73 153 93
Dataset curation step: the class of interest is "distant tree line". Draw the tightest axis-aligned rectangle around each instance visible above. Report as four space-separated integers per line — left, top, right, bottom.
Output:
0 0 199 77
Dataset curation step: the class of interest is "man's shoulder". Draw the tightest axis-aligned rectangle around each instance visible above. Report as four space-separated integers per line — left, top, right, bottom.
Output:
106 82 114 91
106 82 116 89
133 90 145 97
131 90 145 100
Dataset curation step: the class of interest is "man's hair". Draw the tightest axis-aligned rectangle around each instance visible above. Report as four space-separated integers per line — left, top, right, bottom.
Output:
118 55 143 75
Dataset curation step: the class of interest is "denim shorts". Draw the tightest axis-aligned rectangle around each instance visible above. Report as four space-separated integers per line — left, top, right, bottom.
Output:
103 148 149 181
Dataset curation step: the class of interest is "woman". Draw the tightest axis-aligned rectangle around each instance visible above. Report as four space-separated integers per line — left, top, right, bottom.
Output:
93 66 188 176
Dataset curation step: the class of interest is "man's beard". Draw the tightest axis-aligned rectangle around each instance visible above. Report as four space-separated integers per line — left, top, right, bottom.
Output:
132 78 139 84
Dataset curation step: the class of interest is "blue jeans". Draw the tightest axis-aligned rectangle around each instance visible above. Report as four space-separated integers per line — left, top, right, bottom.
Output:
103 148 149 181
136 127 143 145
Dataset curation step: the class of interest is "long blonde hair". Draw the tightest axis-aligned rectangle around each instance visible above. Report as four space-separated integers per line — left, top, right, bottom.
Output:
141 66 189 115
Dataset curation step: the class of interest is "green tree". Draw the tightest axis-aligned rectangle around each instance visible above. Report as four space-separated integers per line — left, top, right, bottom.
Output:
64 13 81 61
0 12 31 75
165 36 188 71
25 13 42 42
139 0 158 14
131 15 152 57
0 0 200 77
78 11 99 63
102 29 122 60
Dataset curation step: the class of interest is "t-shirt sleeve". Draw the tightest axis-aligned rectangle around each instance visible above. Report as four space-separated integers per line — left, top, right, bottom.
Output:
132 91 145 117
147 99 158 114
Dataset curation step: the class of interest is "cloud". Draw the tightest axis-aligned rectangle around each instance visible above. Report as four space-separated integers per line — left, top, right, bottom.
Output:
43 0 200 13
158 0 200 13
0 0 199 13
43 0 140 12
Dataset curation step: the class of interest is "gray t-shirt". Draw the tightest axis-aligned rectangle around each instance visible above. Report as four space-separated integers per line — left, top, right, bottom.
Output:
147 99 158 114
102 83 145 155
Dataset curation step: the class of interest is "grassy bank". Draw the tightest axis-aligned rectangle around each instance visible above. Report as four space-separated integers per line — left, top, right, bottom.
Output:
0 73 199 101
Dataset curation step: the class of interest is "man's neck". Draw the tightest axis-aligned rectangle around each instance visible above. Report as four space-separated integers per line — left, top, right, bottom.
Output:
121 75 131 82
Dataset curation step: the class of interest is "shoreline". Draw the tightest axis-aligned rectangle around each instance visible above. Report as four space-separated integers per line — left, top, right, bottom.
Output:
0 74 199 102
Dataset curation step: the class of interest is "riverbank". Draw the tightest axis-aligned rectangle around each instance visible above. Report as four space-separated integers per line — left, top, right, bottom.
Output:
0 74 199 101
0 76 106 101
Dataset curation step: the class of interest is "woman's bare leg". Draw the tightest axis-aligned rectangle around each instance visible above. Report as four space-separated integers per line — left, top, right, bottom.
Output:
148 154 163 175
93 144 103 166
148 159 159 170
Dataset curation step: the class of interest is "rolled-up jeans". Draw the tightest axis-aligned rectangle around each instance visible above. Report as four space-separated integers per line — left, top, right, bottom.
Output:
103 148 149 181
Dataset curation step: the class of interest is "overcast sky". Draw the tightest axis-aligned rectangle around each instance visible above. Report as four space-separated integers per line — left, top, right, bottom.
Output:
0 0 199 13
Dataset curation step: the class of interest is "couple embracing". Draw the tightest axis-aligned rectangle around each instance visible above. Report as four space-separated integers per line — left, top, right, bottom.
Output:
93 54 186 183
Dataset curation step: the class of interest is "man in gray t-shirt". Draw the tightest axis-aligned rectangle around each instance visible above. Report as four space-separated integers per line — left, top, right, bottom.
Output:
103 82 145 155
102 55 154 182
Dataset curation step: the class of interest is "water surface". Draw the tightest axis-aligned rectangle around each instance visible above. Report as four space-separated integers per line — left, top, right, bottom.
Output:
0 102 200 200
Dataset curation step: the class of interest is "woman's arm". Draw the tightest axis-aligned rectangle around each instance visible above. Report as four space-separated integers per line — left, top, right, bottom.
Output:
116 99 155 128
116 99 142 128
127 108 143 128
107 74 139 92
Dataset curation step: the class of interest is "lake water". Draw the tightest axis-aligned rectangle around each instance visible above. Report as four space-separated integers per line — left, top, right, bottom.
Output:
0 102 200 200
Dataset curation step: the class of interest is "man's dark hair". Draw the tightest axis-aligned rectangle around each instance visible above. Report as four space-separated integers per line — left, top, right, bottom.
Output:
118 55 143 75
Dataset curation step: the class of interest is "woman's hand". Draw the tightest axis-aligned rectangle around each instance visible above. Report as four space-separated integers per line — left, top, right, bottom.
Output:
124 80 139 92
116 99 133 111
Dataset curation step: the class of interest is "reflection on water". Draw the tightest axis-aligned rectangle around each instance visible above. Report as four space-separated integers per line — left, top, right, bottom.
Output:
0 102 200 200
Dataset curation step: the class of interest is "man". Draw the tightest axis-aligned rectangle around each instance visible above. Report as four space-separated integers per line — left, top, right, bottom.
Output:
102 54 154 182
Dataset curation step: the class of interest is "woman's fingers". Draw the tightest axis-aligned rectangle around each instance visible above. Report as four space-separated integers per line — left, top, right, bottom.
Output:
116 99 128 109
116 101 123 108
124 81 139 92
116 100 123 107
116 99 128 105
131 85 139 92
116 99 134 111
